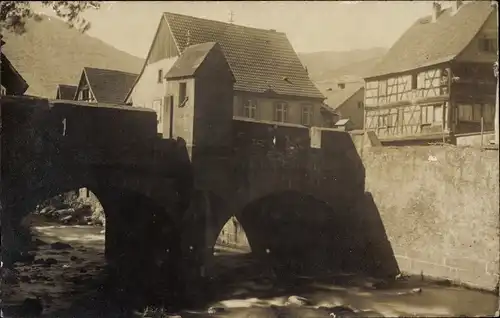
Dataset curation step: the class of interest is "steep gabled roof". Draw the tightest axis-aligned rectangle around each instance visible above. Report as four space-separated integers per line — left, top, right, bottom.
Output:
166 42 234 81
1 52 29 95
80 67 138 104
367 1 495 78
315 81 364 111
161 12 324 100
55 84 77 100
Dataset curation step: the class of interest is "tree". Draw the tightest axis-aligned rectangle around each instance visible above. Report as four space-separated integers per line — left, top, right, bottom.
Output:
0 1 101 34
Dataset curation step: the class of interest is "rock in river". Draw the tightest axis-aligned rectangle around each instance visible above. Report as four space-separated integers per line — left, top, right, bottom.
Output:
286 295 311 306
50 242 73 250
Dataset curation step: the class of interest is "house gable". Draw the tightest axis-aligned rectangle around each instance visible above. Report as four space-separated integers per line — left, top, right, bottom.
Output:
148 15 180 65
366 1 494 79
455 10 498 63
124 15 182 103
74 69 96 102
335 87 364 114
166 42 235 83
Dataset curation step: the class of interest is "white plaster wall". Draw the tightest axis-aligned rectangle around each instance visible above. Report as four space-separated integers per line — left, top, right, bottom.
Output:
128 57 178 133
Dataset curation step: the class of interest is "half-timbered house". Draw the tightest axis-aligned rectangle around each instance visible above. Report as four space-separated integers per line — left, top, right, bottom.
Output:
74 67 138 104
124 12 332 133
364 1 497 144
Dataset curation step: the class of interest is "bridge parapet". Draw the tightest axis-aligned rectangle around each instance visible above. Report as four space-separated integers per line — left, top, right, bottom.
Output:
1 96 193 209
1 96 190 172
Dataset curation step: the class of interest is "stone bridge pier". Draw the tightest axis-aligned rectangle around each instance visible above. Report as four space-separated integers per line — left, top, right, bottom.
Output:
180 125 388 287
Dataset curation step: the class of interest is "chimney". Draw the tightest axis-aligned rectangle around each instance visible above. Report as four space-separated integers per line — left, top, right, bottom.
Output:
451 0 463 15
432 1 442 22
338 83 345 89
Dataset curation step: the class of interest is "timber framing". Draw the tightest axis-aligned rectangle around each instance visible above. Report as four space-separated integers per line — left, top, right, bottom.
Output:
363 1 497 144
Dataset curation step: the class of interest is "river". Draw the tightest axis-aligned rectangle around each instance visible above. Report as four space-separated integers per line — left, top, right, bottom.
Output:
1 220 498 317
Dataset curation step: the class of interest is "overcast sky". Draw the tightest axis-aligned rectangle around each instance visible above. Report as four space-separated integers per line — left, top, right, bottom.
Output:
34 1 455 58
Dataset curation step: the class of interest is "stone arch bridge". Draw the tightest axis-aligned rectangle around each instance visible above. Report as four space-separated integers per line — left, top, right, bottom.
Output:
0 95 397 303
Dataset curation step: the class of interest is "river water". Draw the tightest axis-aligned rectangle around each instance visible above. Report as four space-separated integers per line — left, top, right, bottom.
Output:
2 220 498 317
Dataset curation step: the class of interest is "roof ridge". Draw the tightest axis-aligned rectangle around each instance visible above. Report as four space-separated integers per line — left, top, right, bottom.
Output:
162 11 282 34
84 66 138 76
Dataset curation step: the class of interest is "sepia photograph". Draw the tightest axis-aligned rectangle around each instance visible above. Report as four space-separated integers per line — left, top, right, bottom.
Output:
0 1 499 317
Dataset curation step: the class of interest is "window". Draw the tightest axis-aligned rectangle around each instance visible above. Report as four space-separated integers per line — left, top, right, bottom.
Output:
178 82 187 107
378 80 387 103
411 74 418 89
433 105 443 123
301 104 313 125
387 76 412 103
357 101 364 109
158 69 163 83
421 104 444 124
378 114 388 127
483 104 495 123
417 69 446 97
472 104 482 121
458 104 473 121
274 101 288 123
243 99 258 119
478 38 497 53
458 104 493 123
365 81 379 106
81 88 89 101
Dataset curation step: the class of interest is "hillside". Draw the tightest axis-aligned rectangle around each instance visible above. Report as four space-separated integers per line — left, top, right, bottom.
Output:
298 47 388 83
2 15 144 98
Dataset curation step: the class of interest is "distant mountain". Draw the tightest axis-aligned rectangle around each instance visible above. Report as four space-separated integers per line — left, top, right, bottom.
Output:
298 47 388 84
2 15 144 98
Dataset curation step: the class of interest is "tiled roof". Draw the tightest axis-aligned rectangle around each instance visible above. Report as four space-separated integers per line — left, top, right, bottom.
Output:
367 1 495 78
1 52 29 95
56 84 77 100
163 12 324 100
83 67 138 104
166 42 234 81
315 81 364 110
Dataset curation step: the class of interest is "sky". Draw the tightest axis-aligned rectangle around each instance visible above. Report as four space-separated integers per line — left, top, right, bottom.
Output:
33 1 456 59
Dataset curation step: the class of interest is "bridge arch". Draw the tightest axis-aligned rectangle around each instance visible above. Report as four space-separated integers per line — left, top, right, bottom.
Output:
2 168 184 302
234 190 365 277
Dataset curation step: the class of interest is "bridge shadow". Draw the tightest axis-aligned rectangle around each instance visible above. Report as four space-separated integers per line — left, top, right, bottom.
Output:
355 191 400 278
